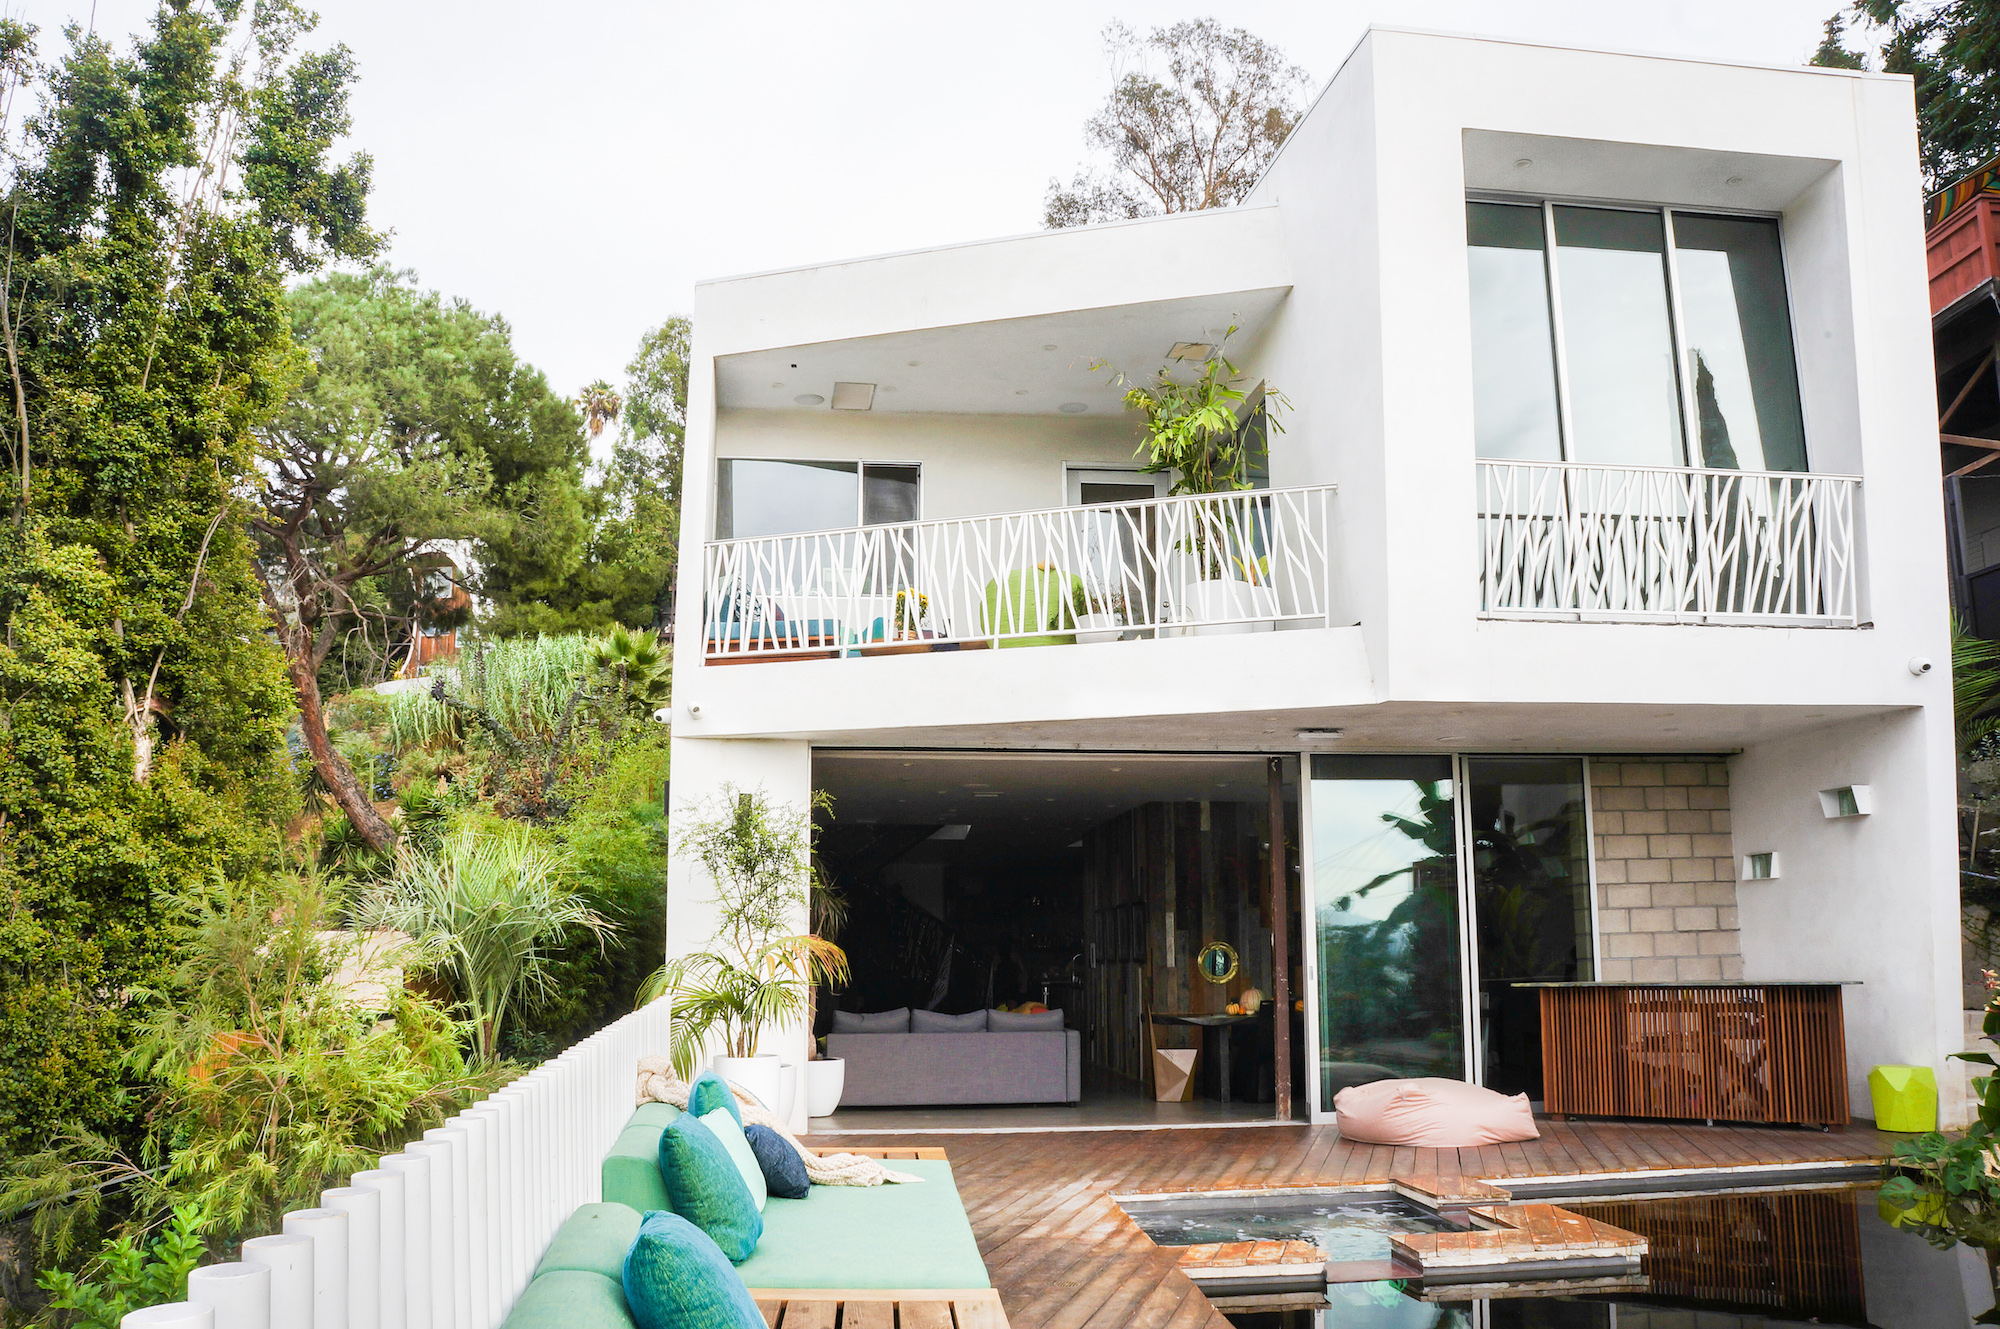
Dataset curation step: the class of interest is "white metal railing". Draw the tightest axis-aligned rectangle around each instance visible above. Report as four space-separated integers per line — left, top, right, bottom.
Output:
702 484 1338 659
127 1000 672 1329
1477 461 1861 625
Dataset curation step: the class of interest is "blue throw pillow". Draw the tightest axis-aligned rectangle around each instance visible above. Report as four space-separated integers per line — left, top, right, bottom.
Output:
657 1113 762 1262
622 1210 764 1329
687 1069 742 1125
743 1124 810 1200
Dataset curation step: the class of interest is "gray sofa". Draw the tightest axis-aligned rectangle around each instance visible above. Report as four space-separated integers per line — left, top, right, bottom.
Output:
827 1007 1082 1106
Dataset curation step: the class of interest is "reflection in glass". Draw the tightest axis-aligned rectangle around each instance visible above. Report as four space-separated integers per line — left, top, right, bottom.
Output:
1464 758 1592 1097
1310 756 1465 1105
1670 214 1807 472
1553 206 1685 467
1467 202 1562 461
716 459 859 539
861 463 922 524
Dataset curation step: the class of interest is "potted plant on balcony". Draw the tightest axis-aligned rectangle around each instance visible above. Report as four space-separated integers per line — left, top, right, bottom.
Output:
1074 587 1126 644
1095 331 1290 635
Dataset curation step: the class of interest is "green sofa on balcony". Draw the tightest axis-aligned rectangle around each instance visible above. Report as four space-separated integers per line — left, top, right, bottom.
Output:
502 1101 993 1328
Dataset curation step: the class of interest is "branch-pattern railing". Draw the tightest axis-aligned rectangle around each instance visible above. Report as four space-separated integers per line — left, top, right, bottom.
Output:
702 485 1338 658
125 1000 673 1329
1477 461 1861 625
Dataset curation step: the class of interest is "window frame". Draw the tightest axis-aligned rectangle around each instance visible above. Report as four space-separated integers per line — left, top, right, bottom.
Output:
712 456 924 540
1466 190 1811 474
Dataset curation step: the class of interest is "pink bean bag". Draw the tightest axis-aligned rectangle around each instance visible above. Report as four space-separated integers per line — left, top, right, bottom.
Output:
1333 1077 1540 1147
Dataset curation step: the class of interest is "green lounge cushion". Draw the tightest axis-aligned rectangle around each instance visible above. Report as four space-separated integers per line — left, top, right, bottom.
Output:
533 1202 645 1282
736 1159 988 1290
699 1106 767 1212
502 1270 631 1329
630 1101 681 1130
604 1123 672 1213
689 1070 741 1124
658 1113 763 1262
980 567 1081 647
622 1211 765 1329
743 1124 809 1200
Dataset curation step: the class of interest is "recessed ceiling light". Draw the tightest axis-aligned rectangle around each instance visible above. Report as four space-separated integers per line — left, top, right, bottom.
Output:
1514 157 1534 169
770 381 784 389
929 824 971 841
793 394 824 406
1015 389 1028 396
1059 402 1087 413
907 360 919 367
1043 344 1058 351
973 792 1001 798
831 382 876 411
1725 175 1745 186
1168 342 1214 362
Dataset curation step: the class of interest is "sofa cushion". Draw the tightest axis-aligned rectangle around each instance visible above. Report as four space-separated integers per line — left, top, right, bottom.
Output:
988 1007 1064 1031
699 1107 767 1212
658 1114 763 1262
503 1270 631 1329
832 1008 909 1033
604 1123 672 1213
911 1009 986 1033
630 1101 682 1131
623 1211 765 1329
688 1070 741 1124
743 1125 809 1200
533 1202 645 1282
736 1158 988 1290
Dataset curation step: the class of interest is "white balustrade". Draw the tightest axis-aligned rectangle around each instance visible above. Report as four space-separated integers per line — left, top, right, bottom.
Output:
701 484 1339 658
127 1000 675 1329
1477 460 1861 625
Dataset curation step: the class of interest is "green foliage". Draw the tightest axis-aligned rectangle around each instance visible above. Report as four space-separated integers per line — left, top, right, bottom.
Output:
638 787 847 1076
1881 979 2000 1278
1813 2 2000 193
1094 331 1287 496
356 814 612 1061
1958 617 2000 757
38 1203 209 1329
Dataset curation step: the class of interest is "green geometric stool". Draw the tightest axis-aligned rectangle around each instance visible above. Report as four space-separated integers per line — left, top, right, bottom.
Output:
1868 1064 1938 1133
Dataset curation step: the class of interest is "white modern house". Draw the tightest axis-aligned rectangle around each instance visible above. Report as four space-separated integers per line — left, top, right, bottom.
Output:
666 28 1963 1132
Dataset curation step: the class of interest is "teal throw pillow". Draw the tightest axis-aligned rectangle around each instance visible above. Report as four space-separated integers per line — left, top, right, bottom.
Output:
688 1069 742 1124
743 1124 810 1200
622 1210 764 1329
657 1113 763 1262
699 1107 767 1212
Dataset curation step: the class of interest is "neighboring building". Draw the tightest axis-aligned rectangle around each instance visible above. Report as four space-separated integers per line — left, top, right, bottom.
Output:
1927 159 2000 636
668 29 1961 1131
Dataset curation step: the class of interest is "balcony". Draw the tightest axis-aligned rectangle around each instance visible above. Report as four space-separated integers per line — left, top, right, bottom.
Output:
1477 461 1861 625
701 485 1338 661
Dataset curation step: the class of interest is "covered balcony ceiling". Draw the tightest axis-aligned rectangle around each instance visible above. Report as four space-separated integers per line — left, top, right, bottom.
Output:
714 287 1290 417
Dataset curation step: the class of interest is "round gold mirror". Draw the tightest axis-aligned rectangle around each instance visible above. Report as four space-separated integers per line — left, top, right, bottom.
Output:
1196 941 1239 985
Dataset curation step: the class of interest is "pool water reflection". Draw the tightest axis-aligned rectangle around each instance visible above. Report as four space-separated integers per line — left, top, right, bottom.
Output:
1130 1193 1457 1265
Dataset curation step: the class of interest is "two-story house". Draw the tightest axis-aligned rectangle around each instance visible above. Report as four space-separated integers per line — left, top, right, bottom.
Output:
666 29 1962 1132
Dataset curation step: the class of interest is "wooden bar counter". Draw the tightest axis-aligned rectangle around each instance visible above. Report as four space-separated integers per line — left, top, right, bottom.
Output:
1520 981 1856 1128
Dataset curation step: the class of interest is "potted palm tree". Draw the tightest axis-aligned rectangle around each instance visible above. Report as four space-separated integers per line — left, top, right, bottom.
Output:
638 787 847 1114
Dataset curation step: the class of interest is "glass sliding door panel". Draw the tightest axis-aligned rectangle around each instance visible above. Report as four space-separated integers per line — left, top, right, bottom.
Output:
1552 206 1686 468
1309 755 1466 1102
1464 756 1593 1097
716 459 859 539
1467 202 1563 461
1670 213 1807 472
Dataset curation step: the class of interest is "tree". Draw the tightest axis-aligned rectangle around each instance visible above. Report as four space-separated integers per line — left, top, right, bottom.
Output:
252 269 589 853
1044 19 1313 228
0 1 378 1160
1812 2 2000 192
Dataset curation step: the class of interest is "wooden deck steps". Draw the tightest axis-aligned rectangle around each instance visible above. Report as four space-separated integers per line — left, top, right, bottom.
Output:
1174 1238 1328 1282
1391 1202 1646 1274
753 1291 1007 1328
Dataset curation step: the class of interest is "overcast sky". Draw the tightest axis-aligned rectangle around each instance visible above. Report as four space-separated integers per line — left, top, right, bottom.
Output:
16 0 1855 426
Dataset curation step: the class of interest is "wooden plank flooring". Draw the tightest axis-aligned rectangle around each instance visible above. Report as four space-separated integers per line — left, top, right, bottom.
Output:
835 1118 1901 1329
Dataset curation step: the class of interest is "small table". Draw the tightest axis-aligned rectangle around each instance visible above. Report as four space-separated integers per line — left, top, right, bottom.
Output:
1151 1012 1256 1103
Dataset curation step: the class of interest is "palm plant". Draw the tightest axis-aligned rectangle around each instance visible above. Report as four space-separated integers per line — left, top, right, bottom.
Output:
575 379 624 439
592 625 671 717
637 787 848 1078
1958 618 2000 758
358 816 615 1060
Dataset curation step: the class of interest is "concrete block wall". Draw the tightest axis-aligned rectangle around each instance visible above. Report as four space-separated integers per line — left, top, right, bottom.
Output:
1590 757 1743 982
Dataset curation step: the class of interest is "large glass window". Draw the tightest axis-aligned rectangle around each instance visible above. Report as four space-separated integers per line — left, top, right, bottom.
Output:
715 459 921 539
1467 200 1806 473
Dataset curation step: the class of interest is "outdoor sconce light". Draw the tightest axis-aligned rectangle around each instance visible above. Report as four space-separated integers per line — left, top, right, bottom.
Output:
1818 785 1872 819
1741 852 1780 881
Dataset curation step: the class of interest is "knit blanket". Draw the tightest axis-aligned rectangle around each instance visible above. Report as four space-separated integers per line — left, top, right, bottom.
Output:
634 1055 922 1187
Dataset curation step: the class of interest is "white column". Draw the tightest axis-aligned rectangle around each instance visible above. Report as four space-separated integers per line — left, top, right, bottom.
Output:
282 1207 348 1329
186 1260 270 1329
379 1151 432 1329
422 1126 471 1329
120 1304 213 1328
405 1139 455 1329
452 1113 491 1329
349 1168 404 1329
240 1233 314 1329
321 1186 379 1329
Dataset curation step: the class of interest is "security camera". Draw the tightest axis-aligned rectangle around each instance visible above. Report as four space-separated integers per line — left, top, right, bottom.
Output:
1909 656 1933 677
687 703 703 718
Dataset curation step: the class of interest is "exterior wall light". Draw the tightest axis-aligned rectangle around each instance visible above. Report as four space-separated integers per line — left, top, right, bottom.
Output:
1742 852 1780 881
1817 785 1871 819
1295 727 1343 742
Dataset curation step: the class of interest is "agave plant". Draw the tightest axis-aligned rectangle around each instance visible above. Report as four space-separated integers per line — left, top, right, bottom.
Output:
637 787 848 1077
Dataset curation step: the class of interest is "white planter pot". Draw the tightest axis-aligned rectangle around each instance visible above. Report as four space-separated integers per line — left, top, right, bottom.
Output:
778 1061 799 1120
713 1054 782 1113
805 1058 846 1118
1075 613 1121 645
1188 579 1277 635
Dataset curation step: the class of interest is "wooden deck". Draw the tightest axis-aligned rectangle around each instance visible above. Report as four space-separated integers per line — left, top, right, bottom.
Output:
837 1117 1903 1329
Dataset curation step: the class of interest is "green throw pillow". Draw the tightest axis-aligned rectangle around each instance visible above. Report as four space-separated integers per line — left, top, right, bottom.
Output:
688 1069 742 1124
657 1113 763 1262
622 1210 764 1329
699 1107 767 1212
